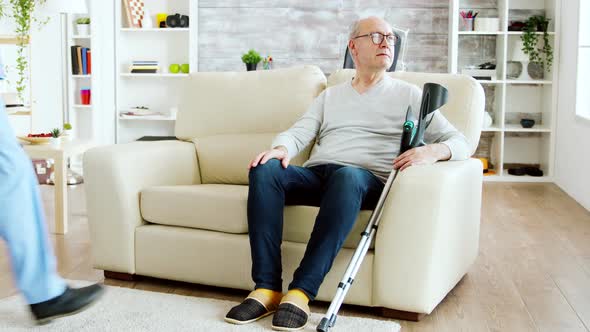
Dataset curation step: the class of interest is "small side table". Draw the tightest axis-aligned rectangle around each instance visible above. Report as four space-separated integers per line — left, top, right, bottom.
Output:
21 140 95 234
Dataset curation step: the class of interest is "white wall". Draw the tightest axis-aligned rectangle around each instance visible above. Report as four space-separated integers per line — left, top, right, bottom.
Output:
91 0 116 145
555 0 590 211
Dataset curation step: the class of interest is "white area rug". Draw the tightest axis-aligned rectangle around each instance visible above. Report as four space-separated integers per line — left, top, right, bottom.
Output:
0 281 401 331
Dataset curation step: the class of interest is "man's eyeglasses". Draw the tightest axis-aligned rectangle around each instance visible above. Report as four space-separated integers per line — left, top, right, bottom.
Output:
353 32 397 46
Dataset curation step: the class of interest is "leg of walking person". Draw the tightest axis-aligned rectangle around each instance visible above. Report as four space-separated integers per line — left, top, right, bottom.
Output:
0 108 104 325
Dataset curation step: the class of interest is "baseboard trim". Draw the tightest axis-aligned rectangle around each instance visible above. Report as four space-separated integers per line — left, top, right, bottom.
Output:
104 270 137 281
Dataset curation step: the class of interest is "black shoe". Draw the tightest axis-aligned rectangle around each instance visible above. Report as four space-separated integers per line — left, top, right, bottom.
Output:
224 290 279 325
271 302 310 331
29 284 105 325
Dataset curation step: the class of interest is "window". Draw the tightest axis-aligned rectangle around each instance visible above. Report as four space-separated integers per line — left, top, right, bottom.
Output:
577 0 590 120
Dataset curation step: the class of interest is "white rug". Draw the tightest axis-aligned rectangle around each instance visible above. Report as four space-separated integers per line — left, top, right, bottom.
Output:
0 281 401 331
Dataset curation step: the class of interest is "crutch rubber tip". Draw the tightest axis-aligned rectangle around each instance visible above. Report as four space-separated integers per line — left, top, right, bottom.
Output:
317 317 330 332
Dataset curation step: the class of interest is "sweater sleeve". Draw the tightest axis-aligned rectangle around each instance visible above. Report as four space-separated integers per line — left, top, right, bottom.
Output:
270 91 325 159
423 110 471 160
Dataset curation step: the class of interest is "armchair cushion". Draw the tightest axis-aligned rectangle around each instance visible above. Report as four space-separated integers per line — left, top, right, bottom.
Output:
140 184 375 249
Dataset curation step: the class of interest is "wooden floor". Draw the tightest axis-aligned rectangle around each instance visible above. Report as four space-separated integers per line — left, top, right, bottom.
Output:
1 182 589 331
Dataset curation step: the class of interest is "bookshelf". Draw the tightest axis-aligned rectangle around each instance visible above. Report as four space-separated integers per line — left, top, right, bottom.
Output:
448 0 560 182
67 12 94 143
115 0 198 143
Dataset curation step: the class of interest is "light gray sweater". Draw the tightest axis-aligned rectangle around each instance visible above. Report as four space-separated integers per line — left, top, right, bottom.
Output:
271 75 471 183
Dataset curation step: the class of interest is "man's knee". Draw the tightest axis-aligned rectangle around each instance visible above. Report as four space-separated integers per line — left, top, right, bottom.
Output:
330 166 371 191
248 158 283 183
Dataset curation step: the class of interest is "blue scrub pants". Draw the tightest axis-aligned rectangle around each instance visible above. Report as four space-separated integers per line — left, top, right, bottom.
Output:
0 106 66 304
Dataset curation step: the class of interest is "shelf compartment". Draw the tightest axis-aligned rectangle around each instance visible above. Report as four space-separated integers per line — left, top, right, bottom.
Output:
503 131 552 178
505 25 555 81
481 84 505 132
504 84 553 130
474 131 503 177
458 32 506 80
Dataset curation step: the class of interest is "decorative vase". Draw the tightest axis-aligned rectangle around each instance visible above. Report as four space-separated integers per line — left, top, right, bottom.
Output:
50 137 61 148
246 63 257 71
142 8 154 29
537 21 548 32
63 129 73 141
483 112 493 128
77 24 89 35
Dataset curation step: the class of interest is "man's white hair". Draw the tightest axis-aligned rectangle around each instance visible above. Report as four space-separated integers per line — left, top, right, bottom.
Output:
348 16 388 40
348 20 362 40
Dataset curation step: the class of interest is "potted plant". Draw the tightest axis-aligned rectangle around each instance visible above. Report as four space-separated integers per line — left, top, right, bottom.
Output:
62 122 73 141
50 127 61 147
520 15 553 73
241 49 262 71
76 17 90 35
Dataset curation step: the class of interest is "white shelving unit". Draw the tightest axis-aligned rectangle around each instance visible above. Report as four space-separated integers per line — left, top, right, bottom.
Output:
115 0 198 143
66 12 94 143
449 0 560 182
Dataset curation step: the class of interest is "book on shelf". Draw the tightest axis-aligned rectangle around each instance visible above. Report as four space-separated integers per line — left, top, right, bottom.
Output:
87 49 92 74
70 45 92 75
129 61 159 73
119 110 165 117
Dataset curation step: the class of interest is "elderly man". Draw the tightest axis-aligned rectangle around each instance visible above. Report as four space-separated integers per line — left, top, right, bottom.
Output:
0 105 104 325
225 16 470 330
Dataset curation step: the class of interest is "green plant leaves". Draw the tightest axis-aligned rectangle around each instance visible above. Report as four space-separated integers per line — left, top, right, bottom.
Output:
1 0 48 102
520 15 553 73
241 49 262 64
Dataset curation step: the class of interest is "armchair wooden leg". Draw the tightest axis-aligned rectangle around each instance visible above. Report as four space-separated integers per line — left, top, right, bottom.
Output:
104 270 137 281
377 307 425 321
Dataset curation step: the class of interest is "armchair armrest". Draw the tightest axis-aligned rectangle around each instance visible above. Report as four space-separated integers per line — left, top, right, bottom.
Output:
372 158 483 313
83 140 200 273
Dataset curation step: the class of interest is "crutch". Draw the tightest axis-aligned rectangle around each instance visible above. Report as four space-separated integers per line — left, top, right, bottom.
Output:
316 83 449 332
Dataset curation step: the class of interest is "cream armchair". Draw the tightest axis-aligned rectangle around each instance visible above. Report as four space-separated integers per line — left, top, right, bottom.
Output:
84 65 484 320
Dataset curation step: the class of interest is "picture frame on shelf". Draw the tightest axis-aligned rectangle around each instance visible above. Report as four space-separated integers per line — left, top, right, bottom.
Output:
123 0 145 28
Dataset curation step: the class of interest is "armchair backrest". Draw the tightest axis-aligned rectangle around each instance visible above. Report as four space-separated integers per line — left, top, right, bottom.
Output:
327 69 484 154
175 65 326 184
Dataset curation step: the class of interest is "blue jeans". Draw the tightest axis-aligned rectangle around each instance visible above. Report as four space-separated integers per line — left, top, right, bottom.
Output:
247 158 385 301
0 107 67 304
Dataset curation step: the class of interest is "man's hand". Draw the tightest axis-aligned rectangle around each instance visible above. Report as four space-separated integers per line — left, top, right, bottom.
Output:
248 146 290 170
392 143 451 172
